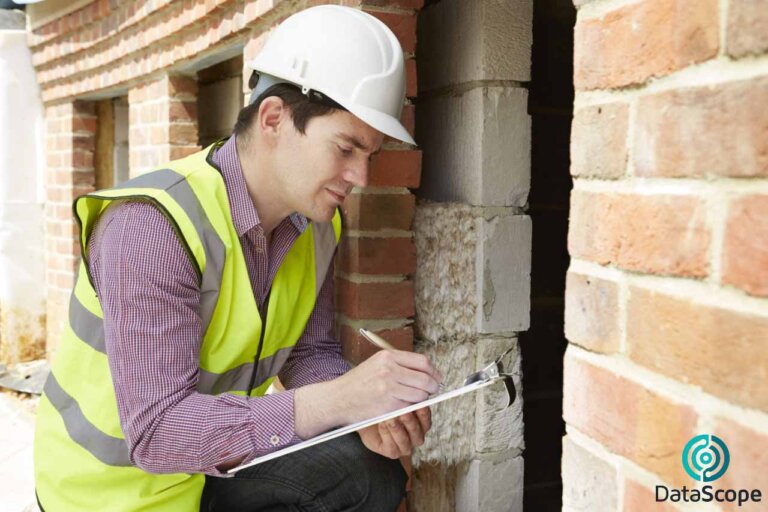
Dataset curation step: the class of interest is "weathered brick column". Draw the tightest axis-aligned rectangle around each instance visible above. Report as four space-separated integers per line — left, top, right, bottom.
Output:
43 101 96 357
128 75 199 176
564 0 768 508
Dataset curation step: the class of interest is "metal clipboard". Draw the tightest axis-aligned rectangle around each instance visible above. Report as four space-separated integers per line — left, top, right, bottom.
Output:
228 348 516 474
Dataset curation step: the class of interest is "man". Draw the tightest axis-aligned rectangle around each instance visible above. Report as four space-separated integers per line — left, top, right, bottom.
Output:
34 6 442 511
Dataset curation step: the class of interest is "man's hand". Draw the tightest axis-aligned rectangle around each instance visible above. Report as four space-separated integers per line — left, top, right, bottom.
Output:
358 408 432 458
294 350 442 440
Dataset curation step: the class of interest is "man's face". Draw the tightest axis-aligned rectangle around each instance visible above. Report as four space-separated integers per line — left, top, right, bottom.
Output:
274 109 384 223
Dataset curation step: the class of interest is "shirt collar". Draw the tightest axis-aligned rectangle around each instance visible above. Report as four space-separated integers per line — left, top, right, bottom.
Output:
212 136 308 237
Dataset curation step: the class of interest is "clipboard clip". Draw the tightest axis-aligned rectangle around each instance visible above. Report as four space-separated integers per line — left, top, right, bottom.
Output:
462 346 517 408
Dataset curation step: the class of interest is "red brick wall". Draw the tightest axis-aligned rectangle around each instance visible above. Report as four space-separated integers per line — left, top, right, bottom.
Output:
43 101 96 357
565 0 768 508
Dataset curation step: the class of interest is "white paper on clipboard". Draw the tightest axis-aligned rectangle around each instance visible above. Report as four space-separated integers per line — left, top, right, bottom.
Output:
228 376 503 474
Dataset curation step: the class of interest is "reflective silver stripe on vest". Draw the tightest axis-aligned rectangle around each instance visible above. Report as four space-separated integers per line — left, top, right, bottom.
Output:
113 169 226 333
44 374 132 466
69 292 106 353
197 345 294 395
312 221 337 297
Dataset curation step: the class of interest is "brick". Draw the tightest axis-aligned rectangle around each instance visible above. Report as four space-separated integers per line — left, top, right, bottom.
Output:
169 145 201 160
369 150 421 188
715 419 768 496
338 236 416 275
634 78 768 178
570 103 628 179
366 11 416 54
562 436 618 511
405 58 417 99
167 75 198 98
400 104 415 139
574 0 719 90
727 0 768 58
627 286 768 411
564 271 620 353
623 479 678 512
339 325 413 364
563 351 697 487
362 0 424 9
335 278 415 319
168 123 198 144
568 191 710 277
722 195 768 297
168 101 198 123
341 193 415 231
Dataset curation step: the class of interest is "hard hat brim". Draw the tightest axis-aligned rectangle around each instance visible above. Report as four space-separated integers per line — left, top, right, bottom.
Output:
341 101 416 146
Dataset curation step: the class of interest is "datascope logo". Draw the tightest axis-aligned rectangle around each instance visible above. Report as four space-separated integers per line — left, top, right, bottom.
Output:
655 434 762 507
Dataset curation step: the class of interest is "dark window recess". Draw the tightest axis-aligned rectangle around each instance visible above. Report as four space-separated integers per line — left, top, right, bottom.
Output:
197 56 244 148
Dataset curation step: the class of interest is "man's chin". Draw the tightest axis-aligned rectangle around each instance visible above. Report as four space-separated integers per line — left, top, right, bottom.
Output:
304 207 336 224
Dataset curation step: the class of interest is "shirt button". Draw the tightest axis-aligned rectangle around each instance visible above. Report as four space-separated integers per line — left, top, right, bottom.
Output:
270 435 280 446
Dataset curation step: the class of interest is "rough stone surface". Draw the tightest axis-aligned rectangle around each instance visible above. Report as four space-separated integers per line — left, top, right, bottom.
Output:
414 203 531 341
417 0 532 91
414 203 478 344
412 339 478 465
476 213 531 333
416 87 530 207
475 338 524 454
561 436 618 512
455 456 524 512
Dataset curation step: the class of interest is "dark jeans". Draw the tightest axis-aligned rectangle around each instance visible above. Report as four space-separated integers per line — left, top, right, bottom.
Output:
200 433 407 512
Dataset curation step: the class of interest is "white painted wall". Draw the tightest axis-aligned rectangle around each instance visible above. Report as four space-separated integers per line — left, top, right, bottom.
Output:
0 26 47 363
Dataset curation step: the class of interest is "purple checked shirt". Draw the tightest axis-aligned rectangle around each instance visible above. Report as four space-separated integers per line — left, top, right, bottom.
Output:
87 136 351 476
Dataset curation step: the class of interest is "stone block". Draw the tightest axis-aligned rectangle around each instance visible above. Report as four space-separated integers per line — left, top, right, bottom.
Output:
475 338 524 454
455 455 524 512
413 340 478 465
414 204 531 342
417 87 530 207
418 0 532 91
476 213 531 333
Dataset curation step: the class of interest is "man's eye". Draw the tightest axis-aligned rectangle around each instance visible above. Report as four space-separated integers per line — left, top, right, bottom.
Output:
338 146 353 156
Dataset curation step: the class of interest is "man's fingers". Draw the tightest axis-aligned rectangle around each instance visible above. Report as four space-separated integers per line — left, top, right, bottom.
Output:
385 419 412 455
388 350 443 383
397 413 425 447
413 407 432 433
394 367 441 395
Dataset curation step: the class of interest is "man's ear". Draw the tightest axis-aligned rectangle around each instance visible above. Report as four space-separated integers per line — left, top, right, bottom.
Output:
256 96 287 144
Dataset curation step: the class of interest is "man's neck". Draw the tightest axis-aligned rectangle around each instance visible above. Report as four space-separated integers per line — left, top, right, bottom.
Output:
235 136 291 236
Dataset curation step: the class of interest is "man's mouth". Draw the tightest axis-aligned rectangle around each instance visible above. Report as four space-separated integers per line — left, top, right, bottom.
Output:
326 189 347 204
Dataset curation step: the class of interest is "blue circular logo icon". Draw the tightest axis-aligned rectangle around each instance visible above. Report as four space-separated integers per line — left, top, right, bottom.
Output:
682 434 730 482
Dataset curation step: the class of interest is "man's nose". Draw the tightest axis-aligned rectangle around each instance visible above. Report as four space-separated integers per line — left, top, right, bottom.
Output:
345 159 370 189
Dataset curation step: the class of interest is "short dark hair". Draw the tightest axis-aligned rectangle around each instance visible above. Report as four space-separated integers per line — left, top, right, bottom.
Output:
233 83 338 140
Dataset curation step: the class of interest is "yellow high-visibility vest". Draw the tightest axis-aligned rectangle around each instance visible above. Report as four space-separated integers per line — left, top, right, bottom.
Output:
34 142 341 511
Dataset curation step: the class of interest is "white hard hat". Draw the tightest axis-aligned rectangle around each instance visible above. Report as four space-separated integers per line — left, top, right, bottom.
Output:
245 5 414 145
